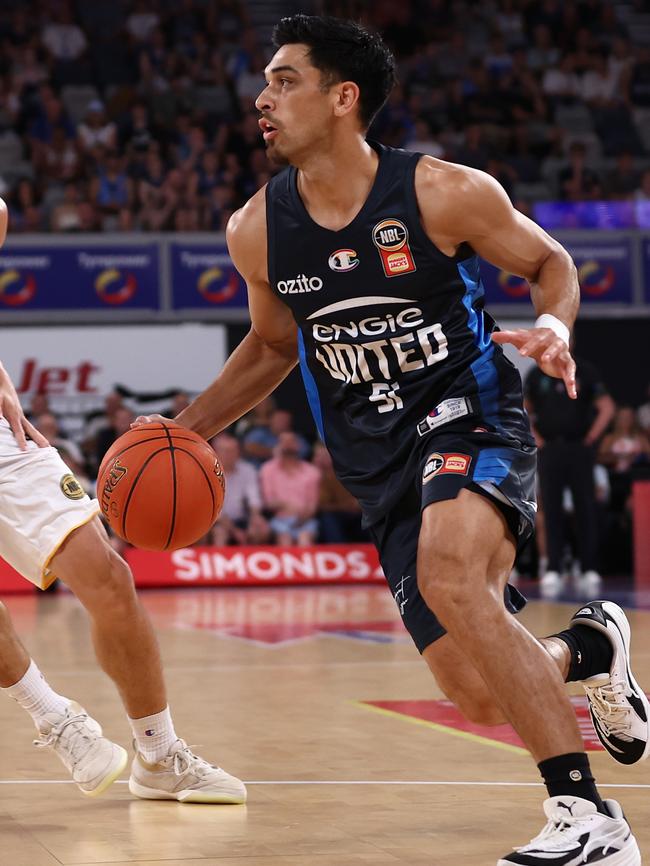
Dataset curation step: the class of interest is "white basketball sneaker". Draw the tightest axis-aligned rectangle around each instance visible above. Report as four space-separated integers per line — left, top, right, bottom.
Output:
128 739 247 803
33 701 128 796
571 600 650 764
498 797 640 865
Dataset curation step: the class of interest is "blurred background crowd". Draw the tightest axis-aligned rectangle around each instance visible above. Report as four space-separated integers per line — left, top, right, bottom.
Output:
3 0 650 233
2 0 650 580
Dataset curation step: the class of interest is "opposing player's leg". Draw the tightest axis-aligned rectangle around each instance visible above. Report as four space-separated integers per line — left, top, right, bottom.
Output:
0 600 128 796
50 518 246 804
0 428 244 803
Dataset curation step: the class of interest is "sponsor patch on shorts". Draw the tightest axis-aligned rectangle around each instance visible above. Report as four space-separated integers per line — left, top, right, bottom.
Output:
441 453 471 475
422 452 472 483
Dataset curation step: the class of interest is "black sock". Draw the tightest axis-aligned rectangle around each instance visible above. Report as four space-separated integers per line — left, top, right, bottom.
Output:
551 625 613 682
538 752 606 813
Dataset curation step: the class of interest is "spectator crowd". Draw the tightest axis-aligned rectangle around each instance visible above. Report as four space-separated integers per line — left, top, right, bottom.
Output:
3 1 650 232
3 0 650 572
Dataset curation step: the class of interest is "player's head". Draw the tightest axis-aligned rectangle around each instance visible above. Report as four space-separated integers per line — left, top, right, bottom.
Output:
256 15 396 165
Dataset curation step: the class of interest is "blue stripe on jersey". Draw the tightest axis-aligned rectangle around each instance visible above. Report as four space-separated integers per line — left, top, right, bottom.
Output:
457 257 501 430
297 329 325 442
473 447 513 483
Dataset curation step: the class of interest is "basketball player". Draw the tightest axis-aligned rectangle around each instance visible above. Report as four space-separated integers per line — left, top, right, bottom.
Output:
0 202 245 805
135 16 646 864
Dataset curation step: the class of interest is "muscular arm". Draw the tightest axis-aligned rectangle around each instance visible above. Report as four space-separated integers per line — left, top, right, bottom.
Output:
0 199 48 449
176 188 298 439
416 159 579 396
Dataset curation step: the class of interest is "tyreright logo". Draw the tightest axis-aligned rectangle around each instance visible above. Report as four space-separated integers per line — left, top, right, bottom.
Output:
197 266 239 303
95 268 137 305
0 269 36 306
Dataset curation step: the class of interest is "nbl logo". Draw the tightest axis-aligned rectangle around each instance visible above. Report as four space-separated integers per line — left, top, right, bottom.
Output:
372 218 416 278
373 221 408 251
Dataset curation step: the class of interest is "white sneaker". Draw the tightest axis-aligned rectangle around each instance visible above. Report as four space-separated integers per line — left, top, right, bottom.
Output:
577 570 603 594
33 701 128 796
497 796 640 865
128 739 247 803
571 601 650 764
540 570 564 598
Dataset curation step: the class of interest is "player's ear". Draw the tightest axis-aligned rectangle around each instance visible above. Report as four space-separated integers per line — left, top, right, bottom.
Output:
333 81 360 118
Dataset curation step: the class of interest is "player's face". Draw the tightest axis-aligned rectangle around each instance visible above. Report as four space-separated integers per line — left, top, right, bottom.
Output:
256 44 338 166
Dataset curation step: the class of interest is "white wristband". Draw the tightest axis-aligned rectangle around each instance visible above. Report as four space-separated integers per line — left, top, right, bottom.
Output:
534 314 570 346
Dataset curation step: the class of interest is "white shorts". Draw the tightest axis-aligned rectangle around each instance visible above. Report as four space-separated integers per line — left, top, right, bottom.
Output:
0 419 100 589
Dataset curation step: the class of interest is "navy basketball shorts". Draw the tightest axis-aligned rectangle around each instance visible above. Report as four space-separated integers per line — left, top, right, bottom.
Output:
367 431 537 653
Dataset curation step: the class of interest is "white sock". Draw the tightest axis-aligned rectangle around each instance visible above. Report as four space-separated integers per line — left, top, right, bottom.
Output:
2 660 71 730
129 705 177 763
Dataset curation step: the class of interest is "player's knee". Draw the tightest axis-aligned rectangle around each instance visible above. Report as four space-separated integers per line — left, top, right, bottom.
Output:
101 553 137 608
417 562 478 618
78 546 137 616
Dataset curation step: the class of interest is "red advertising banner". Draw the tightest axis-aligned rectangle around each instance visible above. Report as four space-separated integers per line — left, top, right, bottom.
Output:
0 558 35 593
125 544 385 589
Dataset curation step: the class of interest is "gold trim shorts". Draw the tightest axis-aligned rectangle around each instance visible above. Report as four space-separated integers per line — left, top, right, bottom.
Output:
0 419 100 589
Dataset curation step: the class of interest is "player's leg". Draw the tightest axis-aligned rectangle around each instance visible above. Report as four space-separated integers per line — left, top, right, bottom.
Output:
0 431 244 804
51 517 246 804
422 630 569 726
0 597 128 796
419 489 583 760
418 490 639 864
0 601 31 687
50 516 166 718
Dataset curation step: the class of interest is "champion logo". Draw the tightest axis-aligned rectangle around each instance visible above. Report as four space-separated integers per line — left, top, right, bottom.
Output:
569 770 583 782
328 249 359 272
145 729 156 737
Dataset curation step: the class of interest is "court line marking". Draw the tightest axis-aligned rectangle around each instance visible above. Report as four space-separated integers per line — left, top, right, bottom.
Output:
1 779 650 789
352 700 530 756
47 660 422 676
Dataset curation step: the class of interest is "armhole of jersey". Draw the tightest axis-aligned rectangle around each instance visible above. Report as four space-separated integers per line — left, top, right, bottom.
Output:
264 182 276 287
404 153 476 264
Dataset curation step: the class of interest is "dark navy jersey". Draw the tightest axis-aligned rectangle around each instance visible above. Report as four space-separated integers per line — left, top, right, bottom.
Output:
265 142 534 522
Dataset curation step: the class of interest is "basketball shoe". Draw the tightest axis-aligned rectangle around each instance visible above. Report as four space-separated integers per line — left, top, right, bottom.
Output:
571 601 650 764
498 797 640 865
128 738 247 803
33 701 128 796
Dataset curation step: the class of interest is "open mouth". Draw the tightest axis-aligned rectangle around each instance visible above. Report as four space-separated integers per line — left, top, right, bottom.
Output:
259 118 279 141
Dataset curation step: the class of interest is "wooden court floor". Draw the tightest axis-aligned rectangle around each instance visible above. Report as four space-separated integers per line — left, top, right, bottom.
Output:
1 583 649 866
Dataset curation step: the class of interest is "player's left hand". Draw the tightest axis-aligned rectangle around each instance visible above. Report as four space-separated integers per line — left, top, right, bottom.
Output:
131 413 173 428
0 374 49 450
492 327 577 399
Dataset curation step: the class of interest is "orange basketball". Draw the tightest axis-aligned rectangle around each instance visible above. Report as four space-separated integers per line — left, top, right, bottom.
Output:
97 421 225 551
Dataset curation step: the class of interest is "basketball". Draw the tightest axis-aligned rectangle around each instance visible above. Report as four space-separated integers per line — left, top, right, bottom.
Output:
96 421 225 551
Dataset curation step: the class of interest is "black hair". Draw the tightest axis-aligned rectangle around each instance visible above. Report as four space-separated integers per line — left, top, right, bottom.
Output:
272 14 396 129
